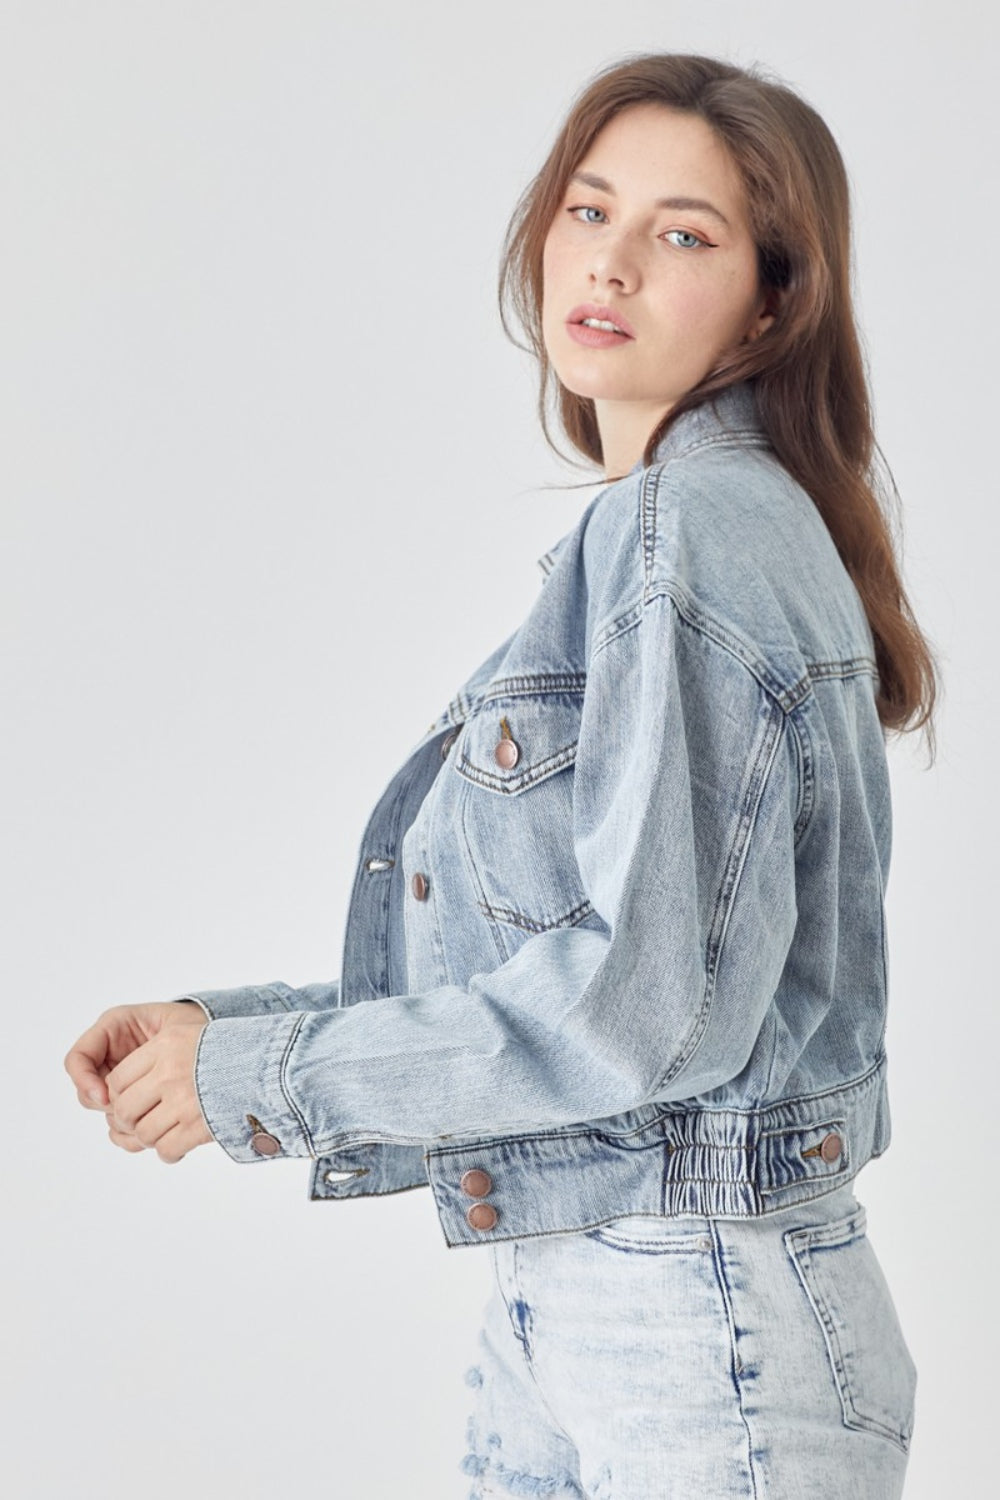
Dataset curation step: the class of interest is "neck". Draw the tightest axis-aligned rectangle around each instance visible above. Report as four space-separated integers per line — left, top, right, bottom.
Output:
595 397 674 480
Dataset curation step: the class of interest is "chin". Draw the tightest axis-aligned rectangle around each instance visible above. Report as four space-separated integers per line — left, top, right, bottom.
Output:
550 360 626 402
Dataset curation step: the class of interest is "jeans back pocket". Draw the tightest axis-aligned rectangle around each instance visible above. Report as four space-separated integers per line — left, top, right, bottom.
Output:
783 1206 917 1453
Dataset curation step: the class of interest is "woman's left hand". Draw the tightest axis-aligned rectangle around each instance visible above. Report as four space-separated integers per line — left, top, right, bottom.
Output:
105 1021 214 1162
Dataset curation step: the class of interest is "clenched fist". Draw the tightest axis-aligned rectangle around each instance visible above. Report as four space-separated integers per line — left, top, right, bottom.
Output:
64 1001 215 1162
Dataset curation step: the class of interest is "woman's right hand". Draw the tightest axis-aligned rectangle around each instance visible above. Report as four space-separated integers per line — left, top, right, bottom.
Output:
64 1001 206 1114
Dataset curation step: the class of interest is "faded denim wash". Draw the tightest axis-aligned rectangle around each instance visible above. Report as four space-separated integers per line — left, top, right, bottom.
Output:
178 379 899 1257
461 1182 915 1497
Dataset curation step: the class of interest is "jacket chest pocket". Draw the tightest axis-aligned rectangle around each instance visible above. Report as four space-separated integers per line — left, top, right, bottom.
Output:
452 690 604 949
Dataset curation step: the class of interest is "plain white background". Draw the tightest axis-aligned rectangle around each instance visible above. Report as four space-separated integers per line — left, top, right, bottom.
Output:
3 3 993 1496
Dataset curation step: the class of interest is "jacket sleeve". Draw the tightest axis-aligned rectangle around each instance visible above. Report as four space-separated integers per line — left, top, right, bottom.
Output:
173 979 340 1020
191 589 802 1163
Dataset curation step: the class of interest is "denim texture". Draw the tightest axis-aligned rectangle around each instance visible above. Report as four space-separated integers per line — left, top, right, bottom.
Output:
178 380 897 1252
460 1183 916 1497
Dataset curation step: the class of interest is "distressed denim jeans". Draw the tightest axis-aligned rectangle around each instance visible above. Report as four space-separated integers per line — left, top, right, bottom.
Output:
460 1183 916 1499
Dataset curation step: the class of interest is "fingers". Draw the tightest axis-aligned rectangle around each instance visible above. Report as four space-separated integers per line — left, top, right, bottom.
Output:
65 1022 112 1109
146 1121 196 1165
108 1072 162 1134
65 1005 152 1108
105 1039 157 1098
70 1007 213 1164
107 1118 147 1153
107 1024 213 1158
110 1105 210 1163
121 1101 181 1153
105 1103 189 1160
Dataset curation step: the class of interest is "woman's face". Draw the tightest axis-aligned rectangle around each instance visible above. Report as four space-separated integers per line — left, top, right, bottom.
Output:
542 104 774 424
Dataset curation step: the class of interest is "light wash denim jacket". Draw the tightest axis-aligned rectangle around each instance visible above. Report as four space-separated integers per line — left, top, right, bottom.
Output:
179 380 894 1249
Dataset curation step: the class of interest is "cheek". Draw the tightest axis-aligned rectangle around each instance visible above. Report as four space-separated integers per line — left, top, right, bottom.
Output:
542 233 563 289
713 258 763 330
652 279 718 334
541 236 568 326
654 268 757 344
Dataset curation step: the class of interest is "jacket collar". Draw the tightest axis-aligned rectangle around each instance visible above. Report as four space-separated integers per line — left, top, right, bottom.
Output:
635 378 765 471
536 380 766 577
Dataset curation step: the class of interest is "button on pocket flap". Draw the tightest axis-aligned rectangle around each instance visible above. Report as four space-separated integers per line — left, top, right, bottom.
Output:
455 693 581 795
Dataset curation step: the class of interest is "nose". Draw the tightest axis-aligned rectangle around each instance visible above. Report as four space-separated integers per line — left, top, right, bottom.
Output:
588 228 641 293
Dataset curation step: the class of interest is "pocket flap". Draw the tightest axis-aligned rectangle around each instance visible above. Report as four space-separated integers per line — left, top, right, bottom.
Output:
454 691 581 795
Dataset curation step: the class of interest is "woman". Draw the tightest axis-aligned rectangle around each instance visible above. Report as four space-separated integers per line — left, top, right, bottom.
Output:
65 52 937 1499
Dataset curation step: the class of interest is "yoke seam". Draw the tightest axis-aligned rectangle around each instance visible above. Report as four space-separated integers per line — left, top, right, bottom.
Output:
591 585 811 720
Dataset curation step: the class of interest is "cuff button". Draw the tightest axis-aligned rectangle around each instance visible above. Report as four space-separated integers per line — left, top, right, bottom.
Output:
466 1202 498 1232
460 1169 492 1197
251 1131 281 1156
246 1115 282 1156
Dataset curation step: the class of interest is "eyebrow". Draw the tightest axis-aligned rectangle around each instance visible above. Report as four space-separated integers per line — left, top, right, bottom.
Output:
567 170 732 229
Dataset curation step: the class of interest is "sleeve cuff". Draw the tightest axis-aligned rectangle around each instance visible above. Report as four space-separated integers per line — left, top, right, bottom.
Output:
170 982 303 1022
193 1013 315 1163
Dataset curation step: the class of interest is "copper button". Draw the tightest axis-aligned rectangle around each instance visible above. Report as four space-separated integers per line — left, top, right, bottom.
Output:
460 1169 492 1198
440 729 458 759
493 738 520 770
250 1131 281 1157
466 1202 498 1231
819 1131 843 1164
411 872 429 901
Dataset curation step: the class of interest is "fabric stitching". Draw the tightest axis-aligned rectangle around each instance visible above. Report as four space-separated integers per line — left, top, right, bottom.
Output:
279 1012 315 1156
475 898 596 934
653 693 787 1097
709 1222 763 1498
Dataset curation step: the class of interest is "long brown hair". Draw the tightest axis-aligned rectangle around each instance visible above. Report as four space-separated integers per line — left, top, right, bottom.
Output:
498 52 939 755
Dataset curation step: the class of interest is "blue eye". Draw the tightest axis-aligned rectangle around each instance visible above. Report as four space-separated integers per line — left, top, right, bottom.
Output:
566 208 710 249
664 229 706 250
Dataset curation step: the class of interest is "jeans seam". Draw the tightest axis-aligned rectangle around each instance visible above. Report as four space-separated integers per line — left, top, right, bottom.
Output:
709 1221 762 1500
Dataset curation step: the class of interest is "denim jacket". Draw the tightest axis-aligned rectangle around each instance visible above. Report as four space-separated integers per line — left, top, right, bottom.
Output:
178 380 894 1250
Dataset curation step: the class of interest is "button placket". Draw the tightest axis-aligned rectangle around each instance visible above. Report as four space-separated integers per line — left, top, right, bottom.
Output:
402 769 435 908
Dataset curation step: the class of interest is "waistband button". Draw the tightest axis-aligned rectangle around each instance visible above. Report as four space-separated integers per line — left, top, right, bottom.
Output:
819 1131 843 1163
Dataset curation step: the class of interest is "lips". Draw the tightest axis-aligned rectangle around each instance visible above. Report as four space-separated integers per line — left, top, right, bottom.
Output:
566 302 636 339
